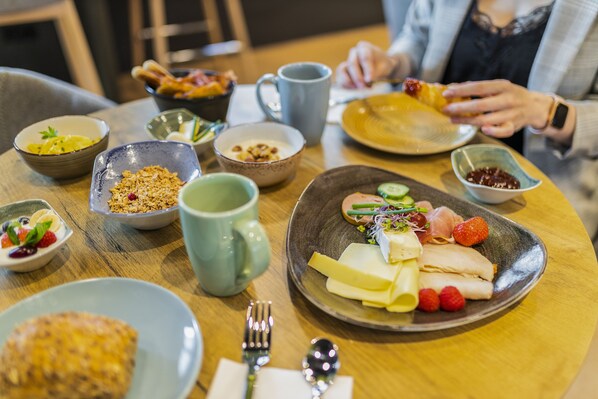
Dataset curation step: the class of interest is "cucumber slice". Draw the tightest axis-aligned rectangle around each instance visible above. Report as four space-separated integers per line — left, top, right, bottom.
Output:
385 195 415 208
377 183 410 200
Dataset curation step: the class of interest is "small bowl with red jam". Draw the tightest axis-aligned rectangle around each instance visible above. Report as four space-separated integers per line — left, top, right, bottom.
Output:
451 144 542 204
0 199 73 272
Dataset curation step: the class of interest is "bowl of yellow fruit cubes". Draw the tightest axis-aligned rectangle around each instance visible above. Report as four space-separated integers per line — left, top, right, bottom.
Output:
13 115 110 179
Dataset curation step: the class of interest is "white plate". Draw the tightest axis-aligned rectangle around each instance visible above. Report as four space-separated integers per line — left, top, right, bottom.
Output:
0 278 203 399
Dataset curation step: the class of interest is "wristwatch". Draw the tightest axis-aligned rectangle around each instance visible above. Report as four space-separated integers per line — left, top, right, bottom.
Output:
550 98 569 129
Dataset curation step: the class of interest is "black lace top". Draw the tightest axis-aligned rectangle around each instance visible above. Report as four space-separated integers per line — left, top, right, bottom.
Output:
442 1 554 153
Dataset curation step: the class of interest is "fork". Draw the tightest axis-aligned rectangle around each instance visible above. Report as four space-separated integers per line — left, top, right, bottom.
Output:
242 300 273 399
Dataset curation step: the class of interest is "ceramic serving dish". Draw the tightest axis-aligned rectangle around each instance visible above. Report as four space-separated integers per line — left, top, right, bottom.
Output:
286 165 547 331
0 278 203 399
451 144 542 204
213 122 305 187
145 69 235 121
145 108 227 157
0 199 73 272
13 115 110 179
89 140 201 230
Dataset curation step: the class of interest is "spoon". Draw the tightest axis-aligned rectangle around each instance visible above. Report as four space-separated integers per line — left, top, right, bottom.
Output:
302 337 340 399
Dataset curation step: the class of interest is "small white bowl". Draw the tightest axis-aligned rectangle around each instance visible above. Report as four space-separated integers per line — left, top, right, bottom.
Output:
213 122 305 187
451 144 542 204
13 115 110 179
0 199 73 272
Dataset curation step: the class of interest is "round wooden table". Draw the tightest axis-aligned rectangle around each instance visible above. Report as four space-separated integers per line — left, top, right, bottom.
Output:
1 85 597 399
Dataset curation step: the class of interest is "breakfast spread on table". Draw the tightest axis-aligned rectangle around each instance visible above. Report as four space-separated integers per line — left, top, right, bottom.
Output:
0 311 137 399
131 59 236 99
26 125 99 155
108 165 184 214
308 182 494 314
1 209 64 259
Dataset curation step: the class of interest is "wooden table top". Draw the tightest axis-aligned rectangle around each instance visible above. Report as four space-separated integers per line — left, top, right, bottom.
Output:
1 85 597 399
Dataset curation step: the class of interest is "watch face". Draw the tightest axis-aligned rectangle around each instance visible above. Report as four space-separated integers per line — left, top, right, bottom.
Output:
551 102 569 129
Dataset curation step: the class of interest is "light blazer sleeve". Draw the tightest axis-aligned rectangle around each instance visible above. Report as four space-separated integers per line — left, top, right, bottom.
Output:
565 72 598 160
386 0 433 74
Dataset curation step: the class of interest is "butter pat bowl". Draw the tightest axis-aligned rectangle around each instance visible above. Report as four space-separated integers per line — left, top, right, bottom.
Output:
451 144 542 204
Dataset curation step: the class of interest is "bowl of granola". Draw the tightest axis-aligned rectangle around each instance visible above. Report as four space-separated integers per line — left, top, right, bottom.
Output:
89 141 201 230
213 122 305 187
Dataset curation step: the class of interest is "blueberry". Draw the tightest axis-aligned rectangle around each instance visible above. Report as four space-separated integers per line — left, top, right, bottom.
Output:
1 220 10 234
18 216 30 225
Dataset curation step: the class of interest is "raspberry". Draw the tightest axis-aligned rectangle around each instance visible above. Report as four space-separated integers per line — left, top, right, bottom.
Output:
1 233 14 248
453 216 489 247
439 286 466 312
417 288 440 312
36 231 57 248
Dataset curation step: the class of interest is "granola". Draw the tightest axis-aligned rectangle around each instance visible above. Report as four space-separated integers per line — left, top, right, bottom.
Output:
108 165 184 213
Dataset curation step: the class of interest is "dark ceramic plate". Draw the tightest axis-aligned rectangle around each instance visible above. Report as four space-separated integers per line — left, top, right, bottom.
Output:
286 165 547 331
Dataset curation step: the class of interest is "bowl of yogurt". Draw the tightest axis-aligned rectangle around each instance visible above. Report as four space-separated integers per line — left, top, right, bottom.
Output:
213 122 305 187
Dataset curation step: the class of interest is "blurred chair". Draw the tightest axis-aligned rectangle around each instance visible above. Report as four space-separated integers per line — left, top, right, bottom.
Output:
0 67 115 154
0 0 104 96
129 0 256 80
381 0 414 40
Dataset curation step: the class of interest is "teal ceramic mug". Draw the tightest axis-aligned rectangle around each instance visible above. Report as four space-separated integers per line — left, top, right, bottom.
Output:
178 173 271 296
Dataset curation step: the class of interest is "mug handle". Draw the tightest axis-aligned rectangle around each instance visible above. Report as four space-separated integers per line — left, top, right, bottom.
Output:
256 73 282 121
234 220 271 285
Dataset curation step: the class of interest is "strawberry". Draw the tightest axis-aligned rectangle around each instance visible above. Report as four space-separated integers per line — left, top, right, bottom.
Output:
439 286 465 312
36 231 57 248
417 288 440 312
453 216 489 246
1 233 14 248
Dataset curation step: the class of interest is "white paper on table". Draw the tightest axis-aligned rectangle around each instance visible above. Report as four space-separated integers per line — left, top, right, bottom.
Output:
206 358 353 399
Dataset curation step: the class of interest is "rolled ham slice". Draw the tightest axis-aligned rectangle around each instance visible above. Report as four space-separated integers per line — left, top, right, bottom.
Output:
419 271 493 300
418 243 495 282
414 201 463 244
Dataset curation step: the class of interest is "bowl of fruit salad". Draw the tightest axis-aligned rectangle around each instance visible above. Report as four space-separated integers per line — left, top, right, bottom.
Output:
0 199 73 272
145 108 227 158
13 115 110 179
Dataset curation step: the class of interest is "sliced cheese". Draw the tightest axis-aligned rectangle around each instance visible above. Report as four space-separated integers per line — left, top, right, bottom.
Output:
362 258 420 312
308 249 393 290
375 229 423 263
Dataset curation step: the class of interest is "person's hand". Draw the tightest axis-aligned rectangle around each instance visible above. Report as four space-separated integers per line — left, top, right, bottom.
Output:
442 79 553 137
336 41 399 89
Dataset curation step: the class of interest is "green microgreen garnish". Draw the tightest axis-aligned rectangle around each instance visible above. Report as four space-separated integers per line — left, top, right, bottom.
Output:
22 221 52 247
39 126 59 139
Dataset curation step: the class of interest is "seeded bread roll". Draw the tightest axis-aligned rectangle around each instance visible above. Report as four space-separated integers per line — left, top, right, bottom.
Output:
0 312 138 399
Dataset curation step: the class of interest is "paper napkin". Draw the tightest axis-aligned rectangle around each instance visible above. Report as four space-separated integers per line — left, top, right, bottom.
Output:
206 358 353 399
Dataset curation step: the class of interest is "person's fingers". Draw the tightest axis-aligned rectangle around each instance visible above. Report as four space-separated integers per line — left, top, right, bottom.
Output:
444 94 514 115
450 109 518 129
443 79 511 98
346 47 367 88
356 42 375 83
480 122 516 138
335 62 357 89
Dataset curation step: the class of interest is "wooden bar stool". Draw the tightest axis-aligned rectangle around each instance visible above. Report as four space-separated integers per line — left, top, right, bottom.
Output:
128 0 256 81
0 0 104 96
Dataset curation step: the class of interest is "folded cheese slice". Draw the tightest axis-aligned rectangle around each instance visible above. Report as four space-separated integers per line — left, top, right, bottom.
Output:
308 250 393 290
419 271 493 300
418 243 495 282
363 259 419 312
325 245 419 313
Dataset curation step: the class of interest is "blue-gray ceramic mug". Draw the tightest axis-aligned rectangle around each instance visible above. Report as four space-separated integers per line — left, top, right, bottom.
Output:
256 62 332 146
178 173 270 296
